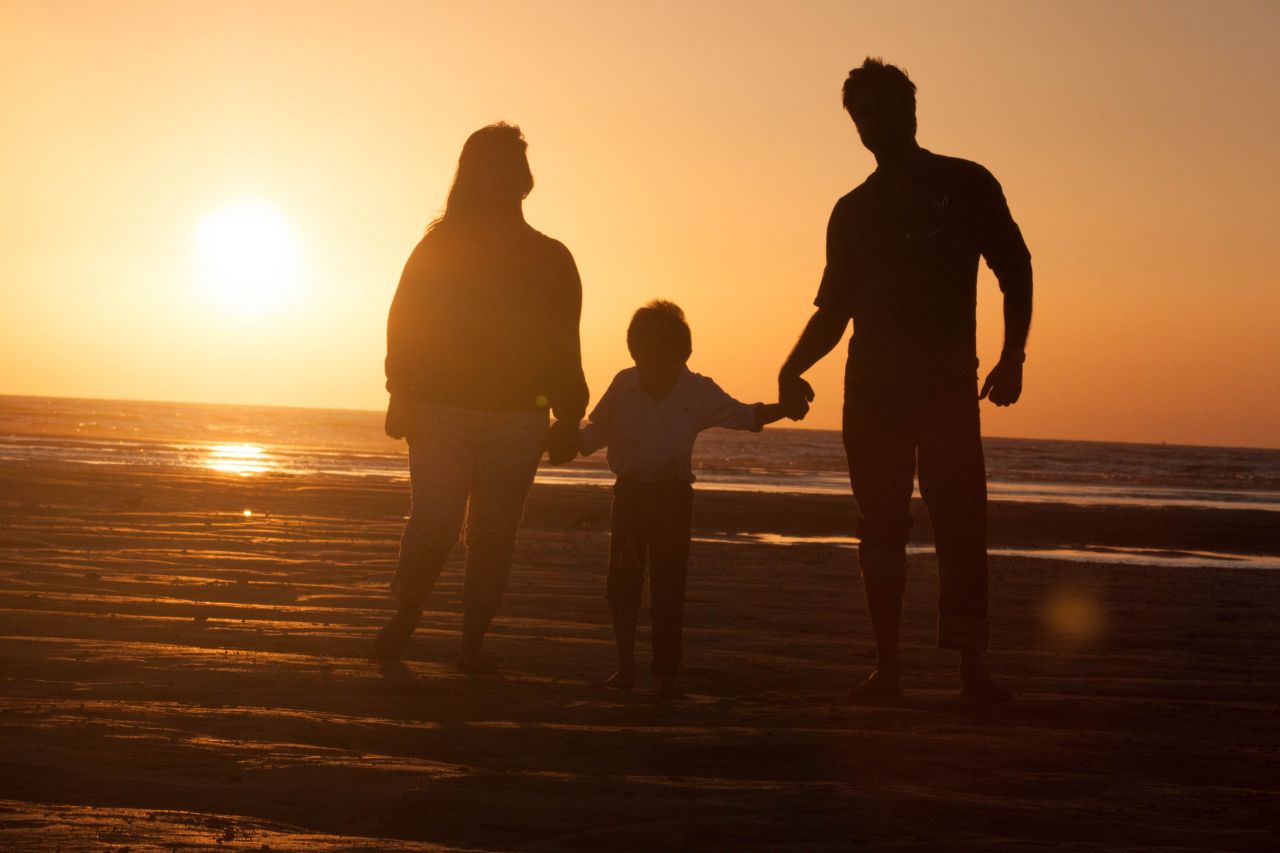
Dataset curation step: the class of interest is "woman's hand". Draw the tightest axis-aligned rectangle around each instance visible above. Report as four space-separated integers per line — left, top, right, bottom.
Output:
545 418 582 465
384 396 416 440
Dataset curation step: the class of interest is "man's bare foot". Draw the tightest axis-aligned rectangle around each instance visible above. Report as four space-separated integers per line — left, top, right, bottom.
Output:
654 675 683 697
456 652 498 675
960 671 1014 702
850 669 902 700
597 670 636 689
960 655 1013 702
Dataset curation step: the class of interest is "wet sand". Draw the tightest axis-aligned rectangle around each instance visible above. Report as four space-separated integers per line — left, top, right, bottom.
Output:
1 459 1277 851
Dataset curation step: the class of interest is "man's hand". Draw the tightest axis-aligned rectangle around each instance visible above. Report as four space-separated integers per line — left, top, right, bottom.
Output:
979 356 1023 407
545 418 582 465
779 373 815 421
385 396 416 440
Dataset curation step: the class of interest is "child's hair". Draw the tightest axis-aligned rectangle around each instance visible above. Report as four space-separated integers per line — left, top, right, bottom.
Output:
627 300 692 363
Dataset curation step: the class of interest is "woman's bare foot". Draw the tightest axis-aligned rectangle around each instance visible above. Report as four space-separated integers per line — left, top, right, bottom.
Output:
455 651 499 675
849 668 902 700
597 669 636 689
370 605 422 661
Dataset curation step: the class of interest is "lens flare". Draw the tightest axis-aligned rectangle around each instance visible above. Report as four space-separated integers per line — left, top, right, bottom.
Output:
1043 588 1106 644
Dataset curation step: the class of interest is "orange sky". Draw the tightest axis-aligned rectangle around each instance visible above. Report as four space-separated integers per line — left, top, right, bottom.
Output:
2 1 1278 447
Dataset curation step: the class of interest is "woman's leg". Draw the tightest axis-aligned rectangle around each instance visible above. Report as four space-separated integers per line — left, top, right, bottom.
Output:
376 405 472 660
457 410 547 668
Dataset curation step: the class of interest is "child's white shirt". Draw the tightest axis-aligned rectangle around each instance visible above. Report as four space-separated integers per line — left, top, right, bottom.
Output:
580 366 760 483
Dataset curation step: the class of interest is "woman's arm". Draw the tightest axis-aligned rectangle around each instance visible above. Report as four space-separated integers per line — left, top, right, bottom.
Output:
384 239 432 438
384 239 431 399
546 243 590 422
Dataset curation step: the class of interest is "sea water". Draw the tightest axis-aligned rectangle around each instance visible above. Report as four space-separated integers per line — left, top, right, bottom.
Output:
3 395 1278 513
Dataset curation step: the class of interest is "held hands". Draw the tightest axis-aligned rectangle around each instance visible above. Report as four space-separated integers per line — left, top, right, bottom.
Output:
384 396 415 440
545 417 582 465
980 354 1024 407
778 373 815 421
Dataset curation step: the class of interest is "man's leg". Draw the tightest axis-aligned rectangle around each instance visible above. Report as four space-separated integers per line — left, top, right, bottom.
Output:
845 376 918 697
376 404 472 660
457 410 547 671
646 482 693 695
917 372 1011 701
602 480 649 688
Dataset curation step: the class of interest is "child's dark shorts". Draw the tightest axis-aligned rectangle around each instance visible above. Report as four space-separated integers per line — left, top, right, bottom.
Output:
607 477 694 676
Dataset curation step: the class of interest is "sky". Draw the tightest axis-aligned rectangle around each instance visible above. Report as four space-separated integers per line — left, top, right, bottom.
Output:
2 0 1278 448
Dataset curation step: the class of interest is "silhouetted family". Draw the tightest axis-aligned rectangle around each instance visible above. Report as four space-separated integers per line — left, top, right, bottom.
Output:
376 58 1032 702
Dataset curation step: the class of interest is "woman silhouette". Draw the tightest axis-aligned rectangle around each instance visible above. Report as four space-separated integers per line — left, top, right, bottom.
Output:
376 123 588 670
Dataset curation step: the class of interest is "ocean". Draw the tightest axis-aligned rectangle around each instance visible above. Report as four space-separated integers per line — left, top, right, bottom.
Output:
3 394 1279 512
4 394 1280 570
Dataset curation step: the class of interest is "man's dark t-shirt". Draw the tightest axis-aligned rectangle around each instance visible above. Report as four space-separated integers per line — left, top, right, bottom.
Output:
815 149 1030 376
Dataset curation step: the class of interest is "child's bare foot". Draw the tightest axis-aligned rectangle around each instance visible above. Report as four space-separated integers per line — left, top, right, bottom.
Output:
597 670 636 689
654 674 683 697
849 669 902 700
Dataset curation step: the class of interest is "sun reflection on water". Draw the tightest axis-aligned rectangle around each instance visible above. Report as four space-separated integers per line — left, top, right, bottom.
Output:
206 443 273 476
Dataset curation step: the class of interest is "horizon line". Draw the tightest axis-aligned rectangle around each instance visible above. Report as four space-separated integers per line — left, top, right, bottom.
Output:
2 391 1277 454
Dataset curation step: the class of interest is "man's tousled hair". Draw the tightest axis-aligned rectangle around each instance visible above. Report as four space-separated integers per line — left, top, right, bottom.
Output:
841 57 917 118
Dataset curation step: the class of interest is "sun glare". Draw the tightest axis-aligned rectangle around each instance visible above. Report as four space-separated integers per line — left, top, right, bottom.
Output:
194 200 302 315
206 443 273 476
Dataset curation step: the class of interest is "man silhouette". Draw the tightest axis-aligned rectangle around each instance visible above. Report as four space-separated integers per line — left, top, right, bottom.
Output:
778 58 1032 701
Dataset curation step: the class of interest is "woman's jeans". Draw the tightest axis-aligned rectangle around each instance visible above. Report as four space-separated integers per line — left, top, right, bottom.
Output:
391 404 547 629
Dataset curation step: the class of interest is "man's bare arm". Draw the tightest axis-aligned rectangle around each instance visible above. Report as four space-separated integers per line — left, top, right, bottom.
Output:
981 265 1033 406
777 307 849 416
1000 268 1032 356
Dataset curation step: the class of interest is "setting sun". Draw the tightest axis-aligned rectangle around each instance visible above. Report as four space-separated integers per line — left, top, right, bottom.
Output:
193 200 302 316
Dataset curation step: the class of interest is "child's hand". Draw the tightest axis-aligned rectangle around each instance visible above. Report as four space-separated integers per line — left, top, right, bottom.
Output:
545 418 582 465
780 394 810 421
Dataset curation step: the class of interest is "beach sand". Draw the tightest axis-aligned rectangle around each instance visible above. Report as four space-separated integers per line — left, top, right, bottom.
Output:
1 458 1277 851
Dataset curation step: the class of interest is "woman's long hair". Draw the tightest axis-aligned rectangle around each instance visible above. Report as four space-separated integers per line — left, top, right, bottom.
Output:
428 123 534 234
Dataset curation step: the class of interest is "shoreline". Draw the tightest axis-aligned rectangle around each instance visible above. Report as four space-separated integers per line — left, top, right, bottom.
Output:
4 438 1280 553
3 455 1278 560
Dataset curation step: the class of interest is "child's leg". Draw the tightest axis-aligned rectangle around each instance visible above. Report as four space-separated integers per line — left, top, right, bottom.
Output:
647 483 693 690
603 482 648 686
607 600 639 687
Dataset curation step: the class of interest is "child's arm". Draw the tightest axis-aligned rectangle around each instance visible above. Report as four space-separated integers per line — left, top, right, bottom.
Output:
578 374 620 456
579 419 606 456
754 402 790 429
698 377 789 433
